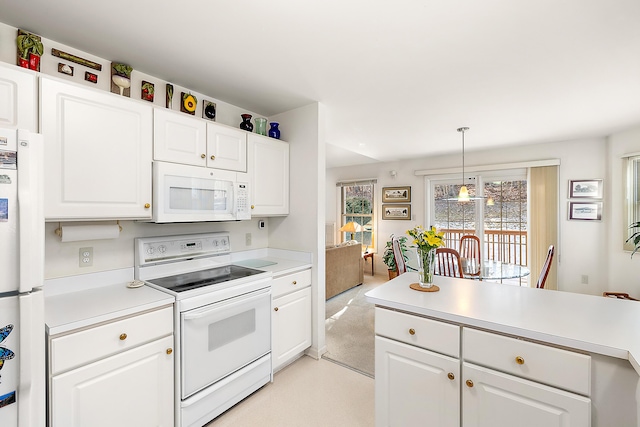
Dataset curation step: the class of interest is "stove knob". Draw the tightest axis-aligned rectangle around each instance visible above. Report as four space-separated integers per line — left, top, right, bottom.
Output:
146 246 155 255
158 245 167 253
213 240 219 247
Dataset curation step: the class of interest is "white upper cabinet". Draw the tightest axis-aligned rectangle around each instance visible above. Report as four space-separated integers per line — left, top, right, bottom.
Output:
153 108 206 167
40 77 153 220
206 122 247 172
153 108 246 172
247 133 289 216
0 62 37 132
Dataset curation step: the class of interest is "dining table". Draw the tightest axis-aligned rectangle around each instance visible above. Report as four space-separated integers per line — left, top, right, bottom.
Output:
460 258 530 280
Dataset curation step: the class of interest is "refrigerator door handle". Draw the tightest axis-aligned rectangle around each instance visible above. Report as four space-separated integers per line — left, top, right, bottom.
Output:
17 130 44 294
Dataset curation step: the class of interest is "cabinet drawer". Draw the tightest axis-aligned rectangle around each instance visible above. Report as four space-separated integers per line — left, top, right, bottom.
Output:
50 306 173 375
272 269 311 298
463 328 591 396
375 308 459 358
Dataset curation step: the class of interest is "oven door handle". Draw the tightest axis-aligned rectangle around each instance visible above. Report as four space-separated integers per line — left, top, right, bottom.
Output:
182 288 270 321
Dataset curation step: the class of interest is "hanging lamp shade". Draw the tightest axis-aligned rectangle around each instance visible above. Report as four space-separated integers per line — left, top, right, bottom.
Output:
458 185 470 201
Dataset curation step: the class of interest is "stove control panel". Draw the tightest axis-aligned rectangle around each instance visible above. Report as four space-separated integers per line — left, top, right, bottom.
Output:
135 232 231 264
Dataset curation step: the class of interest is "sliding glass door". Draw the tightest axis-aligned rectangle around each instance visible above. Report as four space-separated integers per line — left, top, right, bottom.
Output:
429 170 528 285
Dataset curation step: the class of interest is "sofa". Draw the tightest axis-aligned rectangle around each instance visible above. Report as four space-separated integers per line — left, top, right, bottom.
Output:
325 242 364 300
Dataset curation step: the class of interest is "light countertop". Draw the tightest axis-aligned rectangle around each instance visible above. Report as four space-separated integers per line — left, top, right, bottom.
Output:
232 248 312 276
45 268 174 336
365 273 640 375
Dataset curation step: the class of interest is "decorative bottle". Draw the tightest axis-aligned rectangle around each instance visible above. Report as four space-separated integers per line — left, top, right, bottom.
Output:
268 122 281 139
240 114 253 131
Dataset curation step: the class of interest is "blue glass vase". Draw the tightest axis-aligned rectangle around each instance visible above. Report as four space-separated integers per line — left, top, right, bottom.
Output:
268 122 281 139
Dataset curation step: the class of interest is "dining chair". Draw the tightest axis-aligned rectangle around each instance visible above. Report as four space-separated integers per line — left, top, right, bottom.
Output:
459 234 481 278
435 248 464 278
391 235 407 275
603 292 639 301
535 245 555 289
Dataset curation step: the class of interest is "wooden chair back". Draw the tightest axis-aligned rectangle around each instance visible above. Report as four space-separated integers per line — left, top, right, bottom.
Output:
435 248 464 278
391 236 407 275
459 234 481 277
536 245 555 289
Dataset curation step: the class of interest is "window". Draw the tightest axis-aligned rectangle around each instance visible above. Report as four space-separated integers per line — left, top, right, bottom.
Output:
338 180 375 250
624 155 640 251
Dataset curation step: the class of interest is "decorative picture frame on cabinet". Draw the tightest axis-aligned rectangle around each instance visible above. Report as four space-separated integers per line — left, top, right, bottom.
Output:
57 63 73 76
382 204 411 220
382 186 411 203
141 81 154 102
202 100 217 121
569 179 603 199
568 201 602 221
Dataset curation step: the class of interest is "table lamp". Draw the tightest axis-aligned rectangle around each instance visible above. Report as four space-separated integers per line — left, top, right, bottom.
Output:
339 221 362 240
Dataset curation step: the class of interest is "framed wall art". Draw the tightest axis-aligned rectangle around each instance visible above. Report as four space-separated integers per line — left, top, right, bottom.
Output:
382 204 411 220
568 201 602 221
569 179 603 199
382 186 411 203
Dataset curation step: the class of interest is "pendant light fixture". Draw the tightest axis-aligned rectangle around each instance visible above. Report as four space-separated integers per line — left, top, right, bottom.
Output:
457 127 470 201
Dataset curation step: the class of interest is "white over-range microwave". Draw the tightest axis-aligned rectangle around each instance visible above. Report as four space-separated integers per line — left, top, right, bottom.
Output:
151 161 251 223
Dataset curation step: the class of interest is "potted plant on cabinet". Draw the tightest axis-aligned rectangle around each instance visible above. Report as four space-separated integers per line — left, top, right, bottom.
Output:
383 235 409 279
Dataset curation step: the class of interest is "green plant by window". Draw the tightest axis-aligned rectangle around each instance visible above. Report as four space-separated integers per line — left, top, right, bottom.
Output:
383 235 409 271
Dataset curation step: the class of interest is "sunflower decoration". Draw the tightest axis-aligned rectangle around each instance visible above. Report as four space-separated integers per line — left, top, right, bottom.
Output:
181 92 197 115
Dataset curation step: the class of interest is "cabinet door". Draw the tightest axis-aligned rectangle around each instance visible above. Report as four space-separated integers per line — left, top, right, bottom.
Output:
272 286 311 371
375 336 459 427
248 134 289 216
51 336 174 427
206 122 247 171
40 77 153 220
462 362 591 427
0 62 37 131
153 107 206 166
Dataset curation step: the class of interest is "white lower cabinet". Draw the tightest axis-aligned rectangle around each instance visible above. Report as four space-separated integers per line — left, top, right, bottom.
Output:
462 362 590 427
48 306 174 427
375 336 460 427
271 269 311 371
374 308 593 427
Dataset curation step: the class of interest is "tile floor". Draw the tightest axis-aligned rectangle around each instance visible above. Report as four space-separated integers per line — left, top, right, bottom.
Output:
208 356 375 426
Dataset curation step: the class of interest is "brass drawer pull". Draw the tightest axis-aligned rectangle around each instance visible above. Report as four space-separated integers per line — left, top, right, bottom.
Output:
515 356 525 365
408 328 415 335
166 348 173 355
201 153 206 158
119 333 127 341
274 307 279 312
466 379 474 388
292 281 297 285
447 372 455 380
144 203 150 209
210 155 216 160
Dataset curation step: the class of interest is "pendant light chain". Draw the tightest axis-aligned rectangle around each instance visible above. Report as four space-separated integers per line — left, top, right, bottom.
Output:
457 127 470 201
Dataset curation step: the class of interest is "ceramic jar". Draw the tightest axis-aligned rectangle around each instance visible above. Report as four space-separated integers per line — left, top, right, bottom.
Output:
240 114 253 131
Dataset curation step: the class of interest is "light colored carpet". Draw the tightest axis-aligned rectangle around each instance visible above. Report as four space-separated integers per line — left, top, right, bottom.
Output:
323 274 388 378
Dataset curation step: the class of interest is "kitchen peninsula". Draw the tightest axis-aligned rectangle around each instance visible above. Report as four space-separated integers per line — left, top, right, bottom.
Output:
366 274 640 426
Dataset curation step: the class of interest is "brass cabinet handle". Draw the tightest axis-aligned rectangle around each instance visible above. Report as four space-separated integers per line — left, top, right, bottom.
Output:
166 348 173 355
466 379 474 388
408 328 415 335
251 205 255 209
119 333 127 341
292 281 297 285
274 307 279 312
144 203 150 209
201 153 206 158
210 155 216 160
447 372 455 380
515 356 525 365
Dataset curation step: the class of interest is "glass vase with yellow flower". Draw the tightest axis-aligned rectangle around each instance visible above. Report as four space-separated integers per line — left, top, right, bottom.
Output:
407 226 445 288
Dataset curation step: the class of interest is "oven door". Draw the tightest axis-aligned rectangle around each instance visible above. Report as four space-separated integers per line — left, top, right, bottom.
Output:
180 287 271 399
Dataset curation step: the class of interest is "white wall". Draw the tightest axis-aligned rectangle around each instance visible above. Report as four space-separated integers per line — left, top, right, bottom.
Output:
271 102 327 358
328 131 640 296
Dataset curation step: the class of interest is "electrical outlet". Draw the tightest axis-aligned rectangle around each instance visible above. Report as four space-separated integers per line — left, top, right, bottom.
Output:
79 247 93 267
581 275 588 285
246 233 252 246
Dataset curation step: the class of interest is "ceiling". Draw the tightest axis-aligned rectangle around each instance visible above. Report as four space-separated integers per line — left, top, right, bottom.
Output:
2 0 639 168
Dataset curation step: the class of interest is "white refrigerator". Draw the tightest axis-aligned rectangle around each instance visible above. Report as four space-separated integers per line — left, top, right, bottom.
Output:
0 128 45 427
